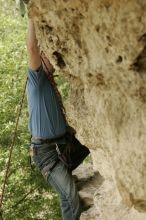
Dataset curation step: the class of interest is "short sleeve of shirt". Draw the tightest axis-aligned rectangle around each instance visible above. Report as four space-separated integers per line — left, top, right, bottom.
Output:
27 65 48 87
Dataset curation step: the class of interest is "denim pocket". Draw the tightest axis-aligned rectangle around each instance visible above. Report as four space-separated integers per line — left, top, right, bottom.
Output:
32 144 58 169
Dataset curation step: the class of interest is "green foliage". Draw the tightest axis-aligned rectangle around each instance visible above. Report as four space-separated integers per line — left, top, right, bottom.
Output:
0 1 68 219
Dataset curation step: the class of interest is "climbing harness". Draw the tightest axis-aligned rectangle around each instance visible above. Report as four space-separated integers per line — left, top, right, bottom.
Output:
0 77 28 218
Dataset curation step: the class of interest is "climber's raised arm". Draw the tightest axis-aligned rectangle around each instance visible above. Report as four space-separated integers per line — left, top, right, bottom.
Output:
26 19 41 71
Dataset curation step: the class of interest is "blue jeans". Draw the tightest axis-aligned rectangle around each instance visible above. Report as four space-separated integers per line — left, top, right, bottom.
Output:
31 143 82 220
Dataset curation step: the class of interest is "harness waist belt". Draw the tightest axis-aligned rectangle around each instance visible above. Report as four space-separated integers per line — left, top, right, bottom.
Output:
31 134 66 145
30 143 56 157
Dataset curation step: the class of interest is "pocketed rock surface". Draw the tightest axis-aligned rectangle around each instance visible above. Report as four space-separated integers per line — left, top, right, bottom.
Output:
27 0 146 219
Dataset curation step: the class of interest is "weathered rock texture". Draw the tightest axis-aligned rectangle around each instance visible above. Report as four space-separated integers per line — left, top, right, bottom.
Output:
27 0 146 219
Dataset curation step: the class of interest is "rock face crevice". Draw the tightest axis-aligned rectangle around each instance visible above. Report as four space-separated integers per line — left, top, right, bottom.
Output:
27 0 146 219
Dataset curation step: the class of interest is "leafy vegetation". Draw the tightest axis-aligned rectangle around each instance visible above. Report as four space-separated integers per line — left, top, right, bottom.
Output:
0 1 69 219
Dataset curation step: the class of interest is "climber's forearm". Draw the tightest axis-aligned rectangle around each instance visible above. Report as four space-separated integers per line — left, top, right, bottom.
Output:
26 19 41 70
27 19 38 50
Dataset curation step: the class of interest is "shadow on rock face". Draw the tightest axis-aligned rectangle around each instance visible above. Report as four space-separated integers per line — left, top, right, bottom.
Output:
130 34 146 73
75 171 104 191
130 195 146 213
73 163 104 212
53 51 66 69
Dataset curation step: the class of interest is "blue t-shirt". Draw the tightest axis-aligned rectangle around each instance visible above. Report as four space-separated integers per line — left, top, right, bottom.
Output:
26 65 66 139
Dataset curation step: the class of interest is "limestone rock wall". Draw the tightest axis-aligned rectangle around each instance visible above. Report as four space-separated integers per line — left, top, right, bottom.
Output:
27 0 146 219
